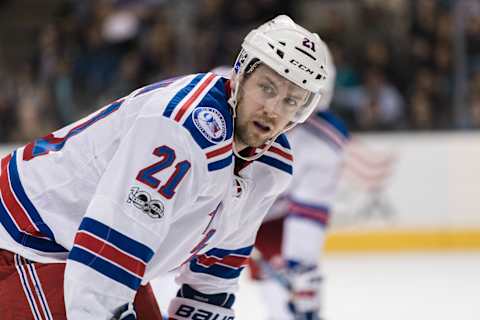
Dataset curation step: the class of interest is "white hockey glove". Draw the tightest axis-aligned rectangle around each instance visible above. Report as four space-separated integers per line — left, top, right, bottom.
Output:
111 303 136 320
287 264 323 320
168 284 235 320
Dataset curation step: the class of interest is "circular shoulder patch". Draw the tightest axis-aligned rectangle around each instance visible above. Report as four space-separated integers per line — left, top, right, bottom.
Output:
192 107 227 144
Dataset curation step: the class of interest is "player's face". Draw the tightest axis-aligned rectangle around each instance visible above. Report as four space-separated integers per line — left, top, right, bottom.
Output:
234 65 310 150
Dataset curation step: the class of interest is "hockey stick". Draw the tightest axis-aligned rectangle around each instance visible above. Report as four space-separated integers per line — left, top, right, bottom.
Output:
251 248 292 290
250 248 321 320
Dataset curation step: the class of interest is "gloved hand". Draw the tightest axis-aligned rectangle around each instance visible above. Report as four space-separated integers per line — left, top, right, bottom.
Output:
168 284 235 320
286 263 323 320
111 303 136 320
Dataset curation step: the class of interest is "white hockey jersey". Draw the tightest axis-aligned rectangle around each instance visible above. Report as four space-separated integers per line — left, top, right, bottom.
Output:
270 111 350 265
0 73 293 318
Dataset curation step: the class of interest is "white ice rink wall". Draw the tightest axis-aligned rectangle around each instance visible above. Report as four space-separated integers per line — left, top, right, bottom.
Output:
1 131 480 252
324 132 480 251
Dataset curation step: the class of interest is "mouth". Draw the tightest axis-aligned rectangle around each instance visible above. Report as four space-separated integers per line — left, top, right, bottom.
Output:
253 121 271 133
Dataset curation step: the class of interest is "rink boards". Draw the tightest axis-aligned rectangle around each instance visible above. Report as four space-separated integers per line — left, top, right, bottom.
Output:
2 131 480 252
327 131 480 251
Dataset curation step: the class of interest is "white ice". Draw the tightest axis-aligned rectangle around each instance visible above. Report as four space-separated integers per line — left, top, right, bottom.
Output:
153 251 480 319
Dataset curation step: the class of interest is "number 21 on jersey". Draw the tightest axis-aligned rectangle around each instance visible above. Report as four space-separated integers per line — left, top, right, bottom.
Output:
136 145 191 199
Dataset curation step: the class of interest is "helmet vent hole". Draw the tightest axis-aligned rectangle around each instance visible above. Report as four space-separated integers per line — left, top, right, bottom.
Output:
316 74 322 80
276 49 284 58
268 43 275 49
278 41 286 46
302 79 307 84
284 69 289 73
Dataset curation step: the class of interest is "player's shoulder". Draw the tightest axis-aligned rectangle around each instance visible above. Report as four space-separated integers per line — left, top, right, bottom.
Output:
131 73 234 172
162 72 234 172
303 111 350 149
256 133 293 175
317 111 350 138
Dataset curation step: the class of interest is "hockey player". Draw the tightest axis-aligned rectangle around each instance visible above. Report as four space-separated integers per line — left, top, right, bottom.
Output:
0 15 332 319
249 47 349 320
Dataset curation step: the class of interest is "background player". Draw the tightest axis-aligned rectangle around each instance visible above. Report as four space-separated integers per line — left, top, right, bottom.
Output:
249 47 349 320
0 15 331 319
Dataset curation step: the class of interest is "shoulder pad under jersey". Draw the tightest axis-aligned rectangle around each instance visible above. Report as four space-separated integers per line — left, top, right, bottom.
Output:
162 73 234 172
304 111 350 149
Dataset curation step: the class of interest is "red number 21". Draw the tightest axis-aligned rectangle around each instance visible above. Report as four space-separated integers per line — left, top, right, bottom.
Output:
136 145 191 199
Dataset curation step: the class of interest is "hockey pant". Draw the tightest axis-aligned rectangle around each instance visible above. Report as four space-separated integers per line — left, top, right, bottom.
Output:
0 249 162 319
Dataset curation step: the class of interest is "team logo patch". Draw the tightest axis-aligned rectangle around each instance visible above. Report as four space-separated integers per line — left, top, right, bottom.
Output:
192 107 227 144
127 187 164 219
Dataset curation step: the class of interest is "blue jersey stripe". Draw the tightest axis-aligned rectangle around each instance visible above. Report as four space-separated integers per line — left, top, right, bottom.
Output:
189 261 244 279
304 124 343 150
8 152 59 242
164 75 234 154
66 100 122 139
0 198 67 252
317 112 350 139
207 155 233 171
29 100 123 158
180 77 232 149
204 246 253 257
163 74 206 118
274 134 291 149
257 155 293 175
78 217 154 264
26 262 53 320
188 246 252 279
15 255 42 320
289 199 330 212
69 247 141 290
134 76 184 97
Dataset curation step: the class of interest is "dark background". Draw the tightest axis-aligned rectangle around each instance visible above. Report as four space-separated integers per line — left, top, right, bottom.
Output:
0 0 478 142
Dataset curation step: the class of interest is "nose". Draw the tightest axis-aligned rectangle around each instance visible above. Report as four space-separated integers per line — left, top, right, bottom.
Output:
263 98 279 118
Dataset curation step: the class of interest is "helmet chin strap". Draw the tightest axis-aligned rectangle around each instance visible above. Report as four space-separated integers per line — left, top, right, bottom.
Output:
232 121 296 161
233 136 276 161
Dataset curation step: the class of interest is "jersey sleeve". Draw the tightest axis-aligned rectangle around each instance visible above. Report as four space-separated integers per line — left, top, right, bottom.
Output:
64 103 205 319
282 129 345 265
287 130 344 226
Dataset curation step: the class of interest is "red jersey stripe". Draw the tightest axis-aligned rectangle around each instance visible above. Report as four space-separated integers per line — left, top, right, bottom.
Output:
74 232 146 276
206 143 232 159
268 145 293 161
0 155 42 237
174 73 217 122
197 254 249 269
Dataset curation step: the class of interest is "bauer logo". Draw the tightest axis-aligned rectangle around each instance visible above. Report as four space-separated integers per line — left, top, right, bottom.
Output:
127 187 164 219
192 107 227 144
175 304 234 320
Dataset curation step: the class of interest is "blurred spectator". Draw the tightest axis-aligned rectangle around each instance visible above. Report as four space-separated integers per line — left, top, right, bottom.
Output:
466 71 480 128
10 86 55 143
354 69 405 130
0 0 479 143
0 76 16 142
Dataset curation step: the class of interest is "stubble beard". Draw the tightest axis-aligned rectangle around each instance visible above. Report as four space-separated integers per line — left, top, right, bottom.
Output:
235 121 264 149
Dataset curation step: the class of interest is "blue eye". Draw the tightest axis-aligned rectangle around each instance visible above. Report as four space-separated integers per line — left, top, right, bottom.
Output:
284 97 298 107
260 84 274 95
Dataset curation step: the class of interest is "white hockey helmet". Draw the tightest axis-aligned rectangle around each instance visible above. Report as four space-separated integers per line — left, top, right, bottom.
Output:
230 15 330 124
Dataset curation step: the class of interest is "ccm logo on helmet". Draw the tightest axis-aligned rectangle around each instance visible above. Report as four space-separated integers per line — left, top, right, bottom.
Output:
174 304 235 320
289 59 314 75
